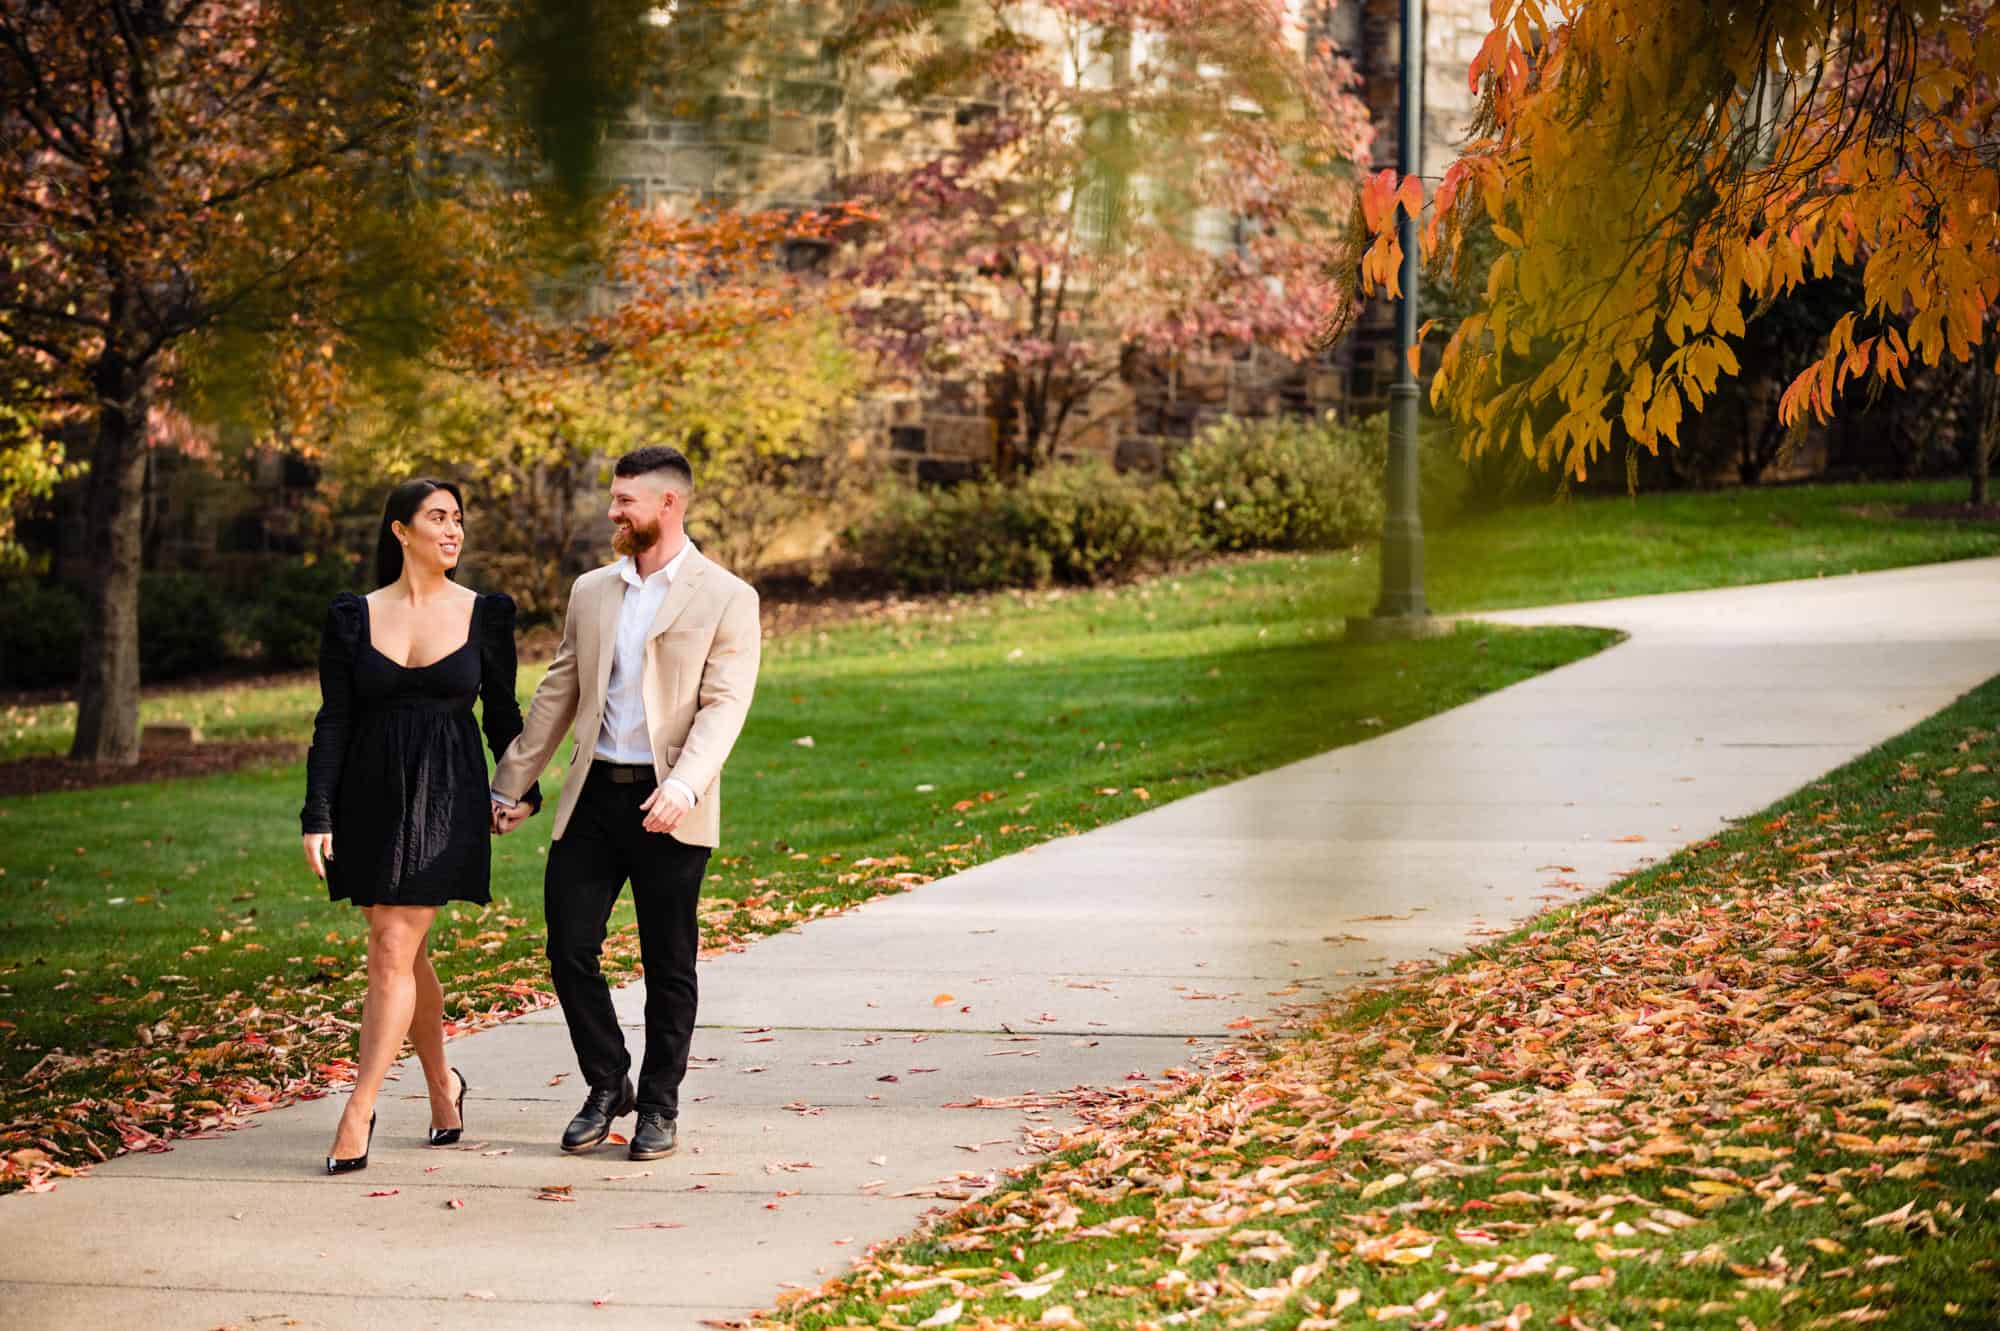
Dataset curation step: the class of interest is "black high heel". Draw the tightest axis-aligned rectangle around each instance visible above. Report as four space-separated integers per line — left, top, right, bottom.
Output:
427 1067 467 1147
326 1111 375 1176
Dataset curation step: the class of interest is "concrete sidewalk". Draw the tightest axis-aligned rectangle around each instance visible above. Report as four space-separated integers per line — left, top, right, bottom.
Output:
5 557 1998 1330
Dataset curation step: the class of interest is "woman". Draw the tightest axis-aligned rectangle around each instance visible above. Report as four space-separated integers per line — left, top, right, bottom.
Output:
299 478 539 1174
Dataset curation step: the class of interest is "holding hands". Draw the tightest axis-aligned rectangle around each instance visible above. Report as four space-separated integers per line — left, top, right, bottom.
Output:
489 785 685 835
490 800 531 836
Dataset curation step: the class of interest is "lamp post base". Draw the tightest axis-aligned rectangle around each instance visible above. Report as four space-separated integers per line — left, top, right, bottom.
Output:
1343 612 1451 643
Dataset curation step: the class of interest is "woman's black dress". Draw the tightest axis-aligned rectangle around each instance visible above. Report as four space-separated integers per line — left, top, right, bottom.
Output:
299 591 541 907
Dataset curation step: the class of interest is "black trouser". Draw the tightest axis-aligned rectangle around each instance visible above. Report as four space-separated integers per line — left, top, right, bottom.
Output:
544 762 710 1118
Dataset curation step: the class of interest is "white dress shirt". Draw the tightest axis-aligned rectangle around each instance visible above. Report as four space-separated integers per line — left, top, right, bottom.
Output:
492 540 697 811
597 543 697 807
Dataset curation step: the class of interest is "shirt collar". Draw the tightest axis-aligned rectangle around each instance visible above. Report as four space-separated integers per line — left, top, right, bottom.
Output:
616 539 696 589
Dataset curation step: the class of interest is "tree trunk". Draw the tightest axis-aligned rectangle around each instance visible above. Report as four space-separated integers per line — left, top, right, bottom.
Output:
546 455 578 614
70 353 150 764
1020 374 1050 476
989 366 1023 480
1738 387 1765 486
1974 342 1996 508
71 13 157 765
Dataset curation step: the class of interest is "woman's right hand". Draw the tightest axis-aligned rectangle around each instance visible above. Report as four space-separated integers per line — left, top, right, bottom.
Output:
302 833 334 880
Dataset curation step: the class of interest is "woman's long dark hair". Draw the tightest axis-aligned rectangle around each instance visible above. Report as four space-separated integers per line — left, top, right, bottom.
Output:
374 478 465 587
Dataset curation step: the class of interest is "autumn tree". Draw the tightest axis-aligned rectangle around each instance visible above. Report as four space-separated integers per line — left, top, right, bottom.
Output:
314 204 866 609
639 308 872 576
0 0 778 763
834 0 1373 477
1356 0 2000 491
1656 268 1861 487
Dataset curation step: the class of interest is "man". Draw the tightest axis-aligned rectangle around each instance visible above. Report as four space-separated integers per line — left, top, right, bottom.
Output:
490 446 761 1162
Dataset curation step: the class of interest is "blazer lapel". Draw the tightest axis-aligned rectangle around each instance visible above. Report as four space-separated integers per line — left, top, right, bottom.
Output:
645 549 708 642
592 569 622 707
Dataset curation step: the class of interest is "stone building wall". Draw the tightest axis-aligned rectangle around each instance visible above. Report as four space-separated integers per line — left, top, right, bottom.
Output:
598 1 1495 482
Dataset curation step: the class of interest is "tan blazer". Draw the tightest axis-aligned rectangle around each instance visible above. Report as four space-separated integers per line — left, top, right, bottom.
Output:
493 547 761 847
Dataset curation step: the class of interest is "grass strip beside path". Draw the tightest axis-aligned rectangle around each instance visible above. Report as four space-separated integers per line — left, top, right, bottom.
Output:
0 554 1610 1192
762 678 2000 1331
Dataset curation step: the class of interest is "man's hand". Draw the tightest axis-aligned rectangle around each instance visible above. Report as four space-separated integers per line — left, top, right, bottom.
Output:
639 782 692 835
491 800 529 835
302 833 334 880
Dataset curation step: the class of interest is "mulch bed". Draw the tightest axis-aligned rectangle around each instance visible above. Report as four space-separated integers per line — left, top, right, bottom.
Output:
1901 500 2000 522
1838 500 2000 523
0 739 305 799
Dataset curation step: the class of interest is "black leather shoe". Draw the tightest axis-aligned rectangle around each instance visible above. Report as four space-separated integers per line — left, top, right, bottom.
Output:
628 1111 677 1161
561 1077 635 1154
326 1111 375 1175
427 1067 468 1147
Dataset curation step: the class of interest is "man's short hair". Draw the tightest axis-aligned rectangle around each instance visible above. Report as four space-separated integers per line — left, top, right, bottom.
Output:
614 446 694 489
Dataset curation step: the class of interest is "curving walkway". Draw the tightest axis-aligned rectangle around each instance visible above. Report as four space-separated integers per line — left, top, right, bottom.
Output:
5 557 1998 1330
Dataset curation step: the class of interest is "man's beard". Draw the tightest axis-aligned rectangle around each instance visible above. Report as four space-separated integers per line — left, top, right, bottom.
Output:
612 519 661 557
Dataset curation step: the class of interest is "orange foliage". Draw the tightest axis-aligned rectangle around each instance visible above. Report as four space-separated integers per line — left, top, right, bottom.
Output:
1357 0 2000 479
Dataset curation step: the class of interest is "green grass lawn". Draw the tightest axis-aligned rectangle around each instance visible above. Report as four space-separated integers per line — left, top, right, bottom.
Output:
1 476 1996 1191
770 676 2000 1331
1418 477 2000 610
5 478 1996 764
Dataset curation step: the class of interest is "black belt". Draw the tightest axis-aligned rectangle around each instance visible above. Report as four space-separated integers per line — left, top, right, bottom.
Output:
593 760 656 784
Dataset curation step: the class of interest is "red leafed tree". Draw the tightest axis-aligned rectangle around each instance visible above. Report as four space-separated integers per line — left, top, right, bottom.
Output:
0 0 754 762
835 0 1373 476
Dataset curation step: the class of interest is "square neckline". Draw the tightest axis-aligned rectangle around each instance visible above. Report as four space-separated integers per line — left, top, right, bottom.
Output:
360 592 480 671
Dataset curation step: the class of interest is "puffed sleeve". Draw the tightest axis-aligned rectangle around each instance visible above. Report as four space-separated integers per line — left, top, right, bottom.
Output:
479 592 542 813
300 593 364 834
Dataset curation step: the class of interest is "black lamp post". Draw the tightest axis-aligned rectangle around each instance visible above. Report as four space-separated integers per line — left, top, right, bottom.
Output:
1349 0 1437 640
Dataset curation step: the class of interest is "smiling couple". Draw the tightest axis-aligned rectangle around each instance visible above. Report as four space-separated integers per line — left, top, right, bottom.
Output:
300 446 761 1174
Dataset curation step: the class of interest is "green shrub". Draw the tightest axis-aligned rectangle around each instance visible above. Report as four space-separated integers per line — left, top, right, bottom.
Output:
0 579 84 689
1170 411 1386 551
849 461 1192 592
139 572 227 682
251 558 356 669
3 561 382 690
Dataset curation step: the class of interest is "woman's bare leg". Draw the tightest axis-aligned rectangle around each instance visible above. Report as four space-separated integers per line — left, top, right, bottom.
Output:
329 905 438 1160
407 938 461 1131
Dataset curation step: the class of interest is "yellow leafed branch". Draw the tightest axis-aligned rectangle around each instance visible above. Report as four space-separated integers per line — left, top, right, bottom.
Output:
1356 0 2000 479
